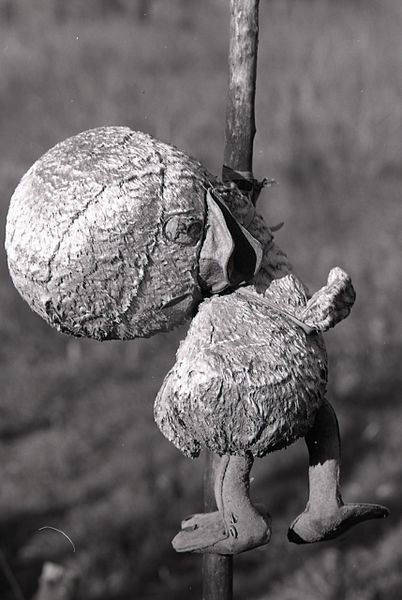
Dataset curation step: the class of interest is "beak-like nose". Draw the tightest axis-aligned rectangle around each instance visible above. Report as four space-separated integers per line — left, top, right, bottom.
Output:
198 189 262 294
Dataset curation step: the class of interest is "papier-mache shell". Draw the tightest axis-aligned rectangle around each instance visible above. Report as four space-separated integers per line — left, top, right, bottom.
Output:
5 127 215 340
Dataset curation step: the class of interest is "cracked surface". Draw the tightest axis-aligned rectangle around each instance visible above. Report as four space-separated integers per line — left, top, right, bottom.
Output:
154 277 328 458
5 126 211 339
6 126 293 342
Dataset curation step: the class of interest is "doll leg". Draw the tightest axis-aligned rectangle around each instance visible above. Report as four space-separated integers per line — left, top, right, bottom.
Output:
288 400 389 544
173 453 271 554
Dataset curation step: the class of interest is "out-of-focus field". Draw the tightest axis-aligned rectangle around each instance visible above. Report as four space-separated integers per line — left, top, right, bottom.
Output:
0 0 401 598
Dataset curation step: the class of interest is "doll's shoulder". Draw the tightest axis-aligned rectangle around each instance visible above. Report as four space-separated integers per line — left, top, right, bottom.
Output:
263 274 309 308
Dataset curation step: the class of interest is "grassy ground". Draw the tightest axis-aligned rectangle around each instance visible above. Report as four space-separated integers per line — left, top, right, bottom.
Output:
0 0 401 598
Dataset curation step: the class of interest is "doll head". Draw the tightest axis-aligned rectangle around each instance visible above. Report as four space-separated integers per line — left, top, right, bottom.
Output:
6 127 261 340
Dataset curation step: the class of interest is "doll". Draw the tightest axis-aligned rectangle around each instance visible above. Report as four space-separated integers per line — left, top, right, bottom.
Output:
6 126 388 554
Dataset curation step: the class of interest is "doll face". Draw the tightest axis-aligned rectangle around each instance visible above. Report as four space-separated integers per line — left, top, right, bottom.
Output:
122 188 262 339
122 206 207 339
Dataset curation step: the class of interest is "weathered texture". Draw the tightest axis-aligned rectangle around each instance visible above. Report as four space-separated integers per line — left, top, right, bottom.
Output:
6 127 216 340
6 126 288 342
6 125 388 556
155 256 390 553
155 275 328 458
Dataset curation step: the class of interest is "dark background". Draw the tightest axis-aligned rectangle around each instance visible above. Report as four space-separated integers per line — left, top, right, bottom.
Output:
0 0 401 598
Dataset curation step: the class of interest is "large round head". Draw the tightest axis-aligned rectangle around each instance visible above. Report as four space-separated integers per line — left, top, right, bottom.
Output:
5 127 261 340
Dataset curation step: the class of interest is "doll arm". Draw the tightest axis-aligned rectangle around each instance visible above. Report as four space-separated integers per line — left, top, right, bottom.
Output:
300 267 356 333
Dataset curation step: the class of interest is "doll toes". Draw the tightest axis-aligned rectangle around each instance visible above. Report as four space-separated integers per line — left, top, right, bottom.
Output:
173 511 227 553
173 508 271 554
288 502 389 544
207 508 271 555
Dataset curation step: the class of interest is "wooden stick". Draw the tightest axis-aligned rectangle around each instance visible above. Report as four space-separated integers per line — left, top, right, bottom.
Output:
202 453 233 600
223 0 260 181
203 2 260 598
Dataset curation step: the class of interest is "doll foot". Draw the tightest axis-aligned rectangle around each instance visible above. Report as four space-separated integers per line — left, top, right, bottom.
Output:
172 508 271 555
288 502 389 544
172 511 227 553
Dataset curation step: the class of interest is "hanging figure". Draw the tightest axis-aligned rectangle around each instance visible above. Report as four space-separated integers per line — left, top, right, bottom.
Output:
5 126 389 555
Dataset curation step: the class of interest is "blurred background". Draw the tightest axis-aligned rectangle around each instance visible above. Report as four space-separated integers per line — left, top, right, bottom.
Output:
0 0 401 598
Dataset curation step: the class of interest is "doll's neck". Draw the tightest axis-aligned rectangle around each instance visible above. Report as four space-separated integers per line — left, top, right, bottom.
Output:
253 239 293 292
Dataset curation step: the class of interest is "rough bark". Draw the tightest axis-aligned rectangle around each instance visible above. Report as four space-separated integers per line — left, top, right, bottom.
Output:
223 0 260 179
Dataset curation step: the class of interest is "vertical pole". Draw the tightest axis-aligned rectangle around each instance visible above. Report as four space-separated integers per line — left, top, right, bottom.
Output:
223 0 260 185
202 453 233 600
202 1 260 599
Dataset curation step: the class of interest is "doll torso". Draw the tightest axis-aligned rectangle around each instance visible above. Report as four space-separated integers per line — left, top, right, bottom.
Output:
154 274 328 458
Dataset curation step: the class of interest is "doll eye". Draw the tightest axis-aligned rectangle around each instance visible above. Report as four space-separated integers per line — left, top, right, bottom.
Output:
163 214 203 246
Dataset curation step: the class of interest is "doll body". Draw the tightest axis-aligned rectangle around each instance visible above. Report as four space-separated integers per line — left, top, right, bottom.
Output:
155 267 389 554
155 276 328 459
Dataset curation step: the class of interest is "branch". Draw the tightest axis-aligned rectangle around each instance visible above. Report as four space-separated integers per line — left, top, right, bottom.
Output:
223 0 260 185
